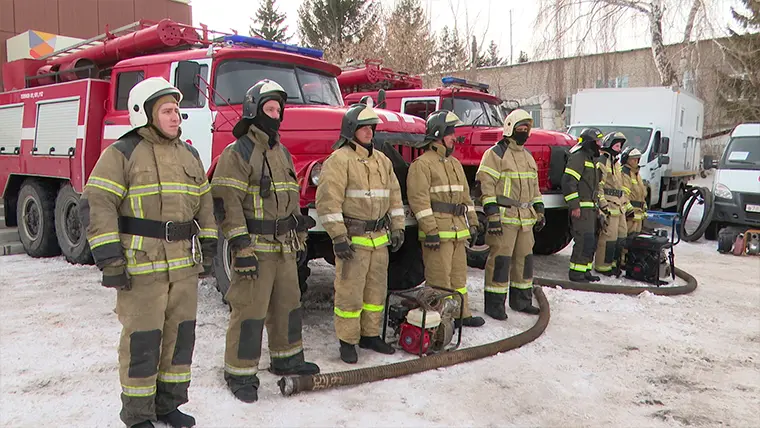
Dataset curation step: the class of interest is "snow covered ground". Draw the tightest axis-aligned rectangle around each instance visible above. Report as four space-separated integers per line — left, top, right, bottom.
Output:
2 230 759 427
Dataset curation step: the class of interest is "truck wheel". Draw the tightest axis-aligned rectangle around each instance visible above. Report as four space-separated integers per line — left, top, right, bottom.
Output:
388 228 425 291
533 209 572 255
17 179 61 258
54 184 94 265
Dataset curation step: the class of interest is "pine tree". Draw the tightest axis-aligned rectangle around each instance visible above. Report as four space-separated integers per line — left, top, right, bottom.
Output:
434 26 467 71
517 50 529 63
717 0 760 123
485 40 503 67
297 0 379 62
249 0 291 43
384 0 435 74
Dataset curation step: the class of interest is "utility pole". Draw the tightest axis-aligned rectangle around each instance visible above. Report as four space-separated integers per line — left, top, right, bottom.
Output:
509 9 513 65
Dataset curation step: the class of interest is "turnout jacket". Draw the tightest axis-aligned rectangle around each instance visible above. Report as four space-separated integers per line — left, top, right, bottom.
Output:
407 142 477 241
81 127 217 281
211 125 304 257
596 153 626 216
622 165 648 221
561 143 600 210
476 138 543 231
315 141 405 249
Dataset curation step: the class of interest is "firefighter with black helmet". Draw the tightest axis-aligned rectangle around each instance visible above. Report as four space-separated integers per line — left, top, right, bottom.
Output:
81 77 217 428
476 109 544 320
407 110 486 328
316 103 406 364
212 79 320 404
562 127 604 282
620 147 647 234
594 131 629 276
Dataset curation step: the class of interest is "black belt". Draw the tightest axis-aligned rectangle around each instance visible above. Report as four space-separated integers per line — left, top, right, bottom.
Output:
118 216 198 242
431 201 468 216
631 201 644 208
496 195 532 209
344 216 388 232
246 216 297 235
604 188 623 198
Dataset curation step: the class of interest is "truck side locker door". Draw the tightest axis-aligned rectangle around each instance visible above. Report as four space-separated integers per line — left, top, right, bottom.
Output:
170 59 214 173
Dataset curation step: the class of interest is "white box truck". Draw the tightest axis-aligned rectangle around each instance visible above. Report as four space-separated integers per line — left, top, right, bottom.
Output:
566 86 705 210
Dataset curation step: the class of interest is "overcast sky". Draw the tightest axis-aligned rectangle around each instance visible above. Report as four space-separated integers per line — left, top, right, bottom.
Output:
191 0 739 63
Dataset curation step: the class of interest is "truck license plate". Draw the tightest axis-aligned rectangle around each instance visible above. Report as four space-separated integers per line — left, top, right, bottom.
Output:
746 204 760 213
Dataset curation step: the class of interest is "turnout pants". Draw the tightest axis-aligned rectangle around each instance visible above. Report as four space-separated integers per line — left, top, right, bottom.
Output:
224 252 305 385
484 224 535 310
595 212 628 273
422 239 470 318
627 218 643 234
569 208 597 273
116 272 198 427
334 246 389 344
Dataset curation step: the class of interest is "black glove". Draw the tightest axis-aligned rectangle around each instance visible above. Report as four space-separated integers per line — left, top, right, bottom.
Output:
199 238 217 279
487 216 503 236
233 246 259 278
333 235 356 260
468 225 481 246
297 250 308 266
423 234 441 250
296 215 317 232
390 229 405 252
626 209 635 219
534 214 546 232
200 261 214 278
102 264 130 290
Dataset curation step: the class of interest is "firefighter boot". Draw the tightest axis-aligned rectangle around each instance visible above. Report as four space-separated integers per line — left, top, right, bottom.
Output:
224 373 259 403
339 340 358 364
569 270 589 282
455 316 486 328
584 271 601 282
484 292 507 320
130 422 154 428
157 409 195 428
270 361 320 376
359 336 396 354
509 288 540 315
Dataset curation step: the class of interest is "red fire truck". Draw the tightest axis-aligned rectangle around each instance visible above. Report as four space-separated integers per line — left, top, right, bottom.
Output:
0 19 429 295
338 60 576 267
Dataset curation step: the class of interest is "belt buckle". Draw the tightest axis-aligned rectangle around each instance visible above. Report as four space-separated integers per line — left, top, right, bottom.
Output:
165 221 174 242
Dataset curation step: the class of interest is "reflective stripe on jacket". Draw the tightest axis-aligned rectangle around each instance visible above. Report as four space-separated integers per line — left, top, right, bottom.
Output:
561 143 599 210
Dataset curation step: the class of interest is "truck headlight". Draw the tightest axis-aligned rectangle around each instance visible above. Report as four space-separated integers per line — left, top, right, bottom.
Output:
714 183 732 200
309 162 322 185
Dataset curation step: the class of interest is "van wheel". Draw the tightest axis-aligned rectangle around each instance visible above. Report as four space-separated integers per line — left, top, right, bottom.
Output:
17 179 61 257
55 184 94 265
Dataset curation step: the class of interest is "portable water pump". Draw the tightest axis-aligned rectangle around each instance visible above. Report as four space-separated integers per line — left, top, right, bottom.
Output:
624 228 676 285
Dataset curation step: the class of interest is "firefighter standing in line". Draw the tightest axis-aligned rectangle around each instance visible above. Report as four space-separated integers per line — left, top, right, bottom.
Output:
407 110 486 328
620 147 647 235
594 132 629 276
315 103 406 364
81 77 217 428
211 79 319 404
475 109 545 320
561 128 604 282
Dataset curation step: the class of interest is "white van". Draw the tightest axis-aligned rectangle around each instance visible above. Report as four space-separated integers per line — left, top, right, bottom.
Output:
705 123 760 234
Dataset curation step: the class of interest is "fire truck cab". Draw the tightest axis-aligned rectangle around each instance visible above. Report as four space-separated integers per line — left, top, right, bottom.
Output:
0 20 428 296
339 61 576 267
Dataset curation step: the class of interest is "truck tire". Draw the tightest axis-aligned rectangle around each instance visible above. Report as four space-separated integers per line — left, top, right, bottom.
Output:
534 209 572 255
54 184 94 265
387 227 425 291
17 179 61 258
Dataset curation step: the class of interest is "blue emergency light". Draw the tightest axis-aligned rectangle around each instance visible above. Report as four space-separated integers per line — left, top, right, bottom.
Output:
222 35 324 59
441 76 490 91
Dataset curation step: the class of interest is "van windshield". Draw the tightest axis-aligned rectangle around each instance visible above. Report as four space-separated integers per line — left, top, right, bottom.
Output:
213 60 343 107
452 98 503 127
720 136 760 170
567 126 652 152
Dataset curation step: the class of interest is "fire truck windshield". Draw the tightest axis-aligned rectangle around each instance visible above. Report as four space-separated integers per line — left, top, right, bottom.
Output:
452 98 503 127
213 60 343 107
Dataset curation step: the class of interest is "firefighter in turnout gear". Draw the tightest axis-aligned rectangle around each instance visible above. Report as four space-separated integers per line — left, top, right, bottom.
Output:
315 103 406 364
476 109 544 320
562 127 604 283
81 77 217 428
594 132 629 276
620 147 647 235
211 80 319 404
407 110 486 328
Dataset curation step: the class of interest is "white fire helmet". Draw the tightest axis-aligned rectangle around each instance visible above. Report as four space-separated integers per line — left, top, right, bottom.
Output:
127 77 183 130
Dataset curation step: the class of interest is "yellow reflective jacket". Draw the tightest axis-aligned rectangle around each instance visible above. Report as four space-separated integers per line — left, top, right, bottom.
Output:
211 125 303 258
622 165 647 221
596 153 626 216
476 139 543 231
315 141 404 249
561 143 599 210
407 142 477 241
82 127 217 281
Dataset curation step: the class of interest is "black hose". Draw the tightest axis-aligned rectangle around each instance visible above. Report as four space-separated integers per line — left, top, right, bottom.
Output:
534 267 698 296
678 186 714 242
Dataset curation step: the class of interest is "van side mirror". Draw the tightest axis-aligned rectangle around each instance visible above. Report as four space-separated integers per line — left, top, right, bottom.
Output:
659 155 670 166
660 137 670 154
376 89 387 109
176 61 202 107
703 155 717 170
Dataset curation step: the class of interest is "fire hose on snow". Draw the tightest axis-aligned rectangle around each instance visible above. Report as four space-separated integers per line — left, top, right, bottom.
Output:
278 267 698 397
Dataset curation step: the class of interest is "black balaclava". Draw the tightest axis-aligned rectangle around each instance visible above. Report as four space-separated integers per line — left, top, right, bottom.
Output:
443 126 456 156
513 131 529 145
252 96 283 147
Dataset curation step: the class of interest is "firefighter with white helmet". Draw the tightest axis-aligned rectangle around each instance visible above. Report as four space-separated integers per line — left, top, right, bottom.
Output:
316 103 406 364
407 110 485 328
620 146 647 234
81 76 217 428
475 109 544 320
211 79 320 403
594 131 629 276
